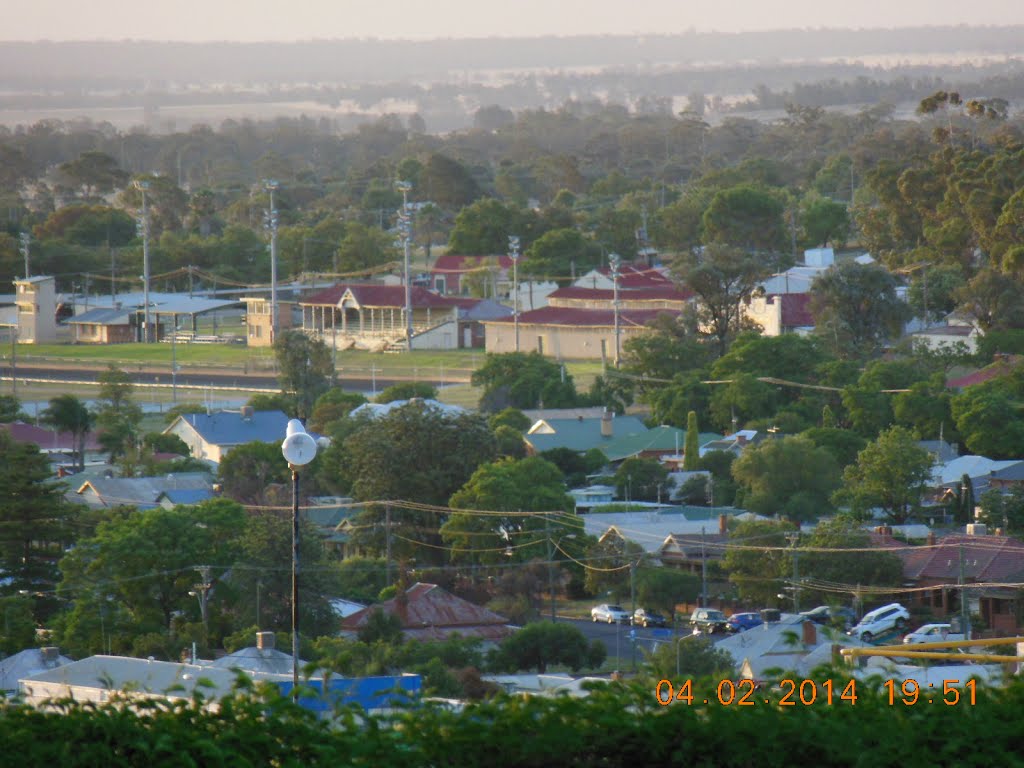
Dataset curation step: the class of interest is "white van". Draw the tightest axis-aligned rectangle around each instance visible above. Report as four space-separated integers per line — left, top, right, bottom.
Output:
847 603 910 642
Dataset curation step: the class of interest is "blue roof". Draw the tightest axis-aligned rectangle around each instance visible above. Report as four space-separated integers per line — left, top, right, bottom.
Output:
160 488 215 505
173 410 293 447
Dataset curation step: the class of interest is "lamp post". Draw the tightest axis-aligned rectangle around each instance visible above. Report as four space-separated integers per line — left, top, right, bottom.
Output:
134 180 151 342
281 419 318 694
263 180 280 343
609 253 621 367
396 180 413 351
508 235 520 352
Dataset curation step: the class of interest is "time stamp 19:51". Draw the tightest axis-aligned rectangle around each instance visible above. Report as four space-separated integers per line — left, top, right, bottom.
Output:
655 678 980 707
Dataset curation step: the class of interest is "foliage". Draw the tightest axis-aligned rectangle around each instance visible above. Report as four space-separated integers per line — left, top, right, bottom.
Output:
978 487 1024 534
41 394 94 471
521 228 599 283
472 351 579 411
645 635 735 679
539 446 606 487
683 411 700 470
613 457 670 503
307 387 367 432
93 365 143 460
0 595 37 655
356 608 405 645
443 457 578 565
491 621 605 673
809 262 910 358
217 441 292 506
273 330 333 420
797 518 904 605
0 395 29 423
142 431 190 456
374 381 438 404
951 381 1024 459
488 407 532 433
635 567 699 617
722 518 797 605
335 556 390 604
799 427 867 470
731 436 841 522
701 183 787 253
834 426 934 524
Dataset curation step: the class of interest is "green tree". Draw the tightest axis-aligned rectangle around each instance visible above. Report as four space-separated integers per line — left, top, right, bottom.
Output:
274 330 333 420
58 151 128 198
375 382 438 403
809 262 910 358
799 427 867 470
472 351 579 411
797 518 904 605
800 194 850 248
731 436 842 522
0 432 75 611
489 407 532 433
217 441 292 506
635 567 699 618
0 595 36 655
951 384 1024 459
335 556 390 604
448 199 532 255
307 388 367 433
419 153 482 209
521 228 598 283
645 635 734 679
40 394 94 472
722 519 796 605
834 426 933 524
672 244 768 356
443 457 578 565
614 457 669 503
978 487 1024 534
492 622 605 673
702 184 787 253
335 222 398 274
94 366 143 461
683 411 700 470
0 395 27 423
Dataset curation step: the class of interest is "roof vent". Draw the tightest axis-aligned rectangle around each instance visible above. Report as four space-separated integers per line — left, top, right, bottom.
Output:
241 405 254 421
256 631 275 650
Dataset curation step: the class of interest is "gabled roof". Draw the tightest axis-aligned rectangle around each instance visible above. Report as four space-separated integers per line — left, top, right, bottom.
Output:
158 488 215 506
210 646 306 675
341 582 512 641
599 426 722 463
931 455 1022 487
301 283 455 310
484 305 674 328
431 254 513 273
946 356 1023 390
577 265 673 289
548 286 692 302
900 533 1024 582
65 307 135 325
165 409 292 449
0 421 101 453
525 415 648 454
0 648 71 693
76 473 214 509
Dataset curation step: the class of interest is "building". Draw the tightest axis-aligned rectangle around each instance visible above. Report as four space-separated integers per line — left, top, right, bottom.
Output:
0 647 71 695
0 420 102 468
573 265 673 291
299 283 464 351
13 275 58 343
340 582 514 642
524 411 649 455
210 631 307 675
429 254 513 297
911 315 981 354
73 472 214 510
66 292 243 344
240 297 297 347
163 408 293 464
741 292 814 336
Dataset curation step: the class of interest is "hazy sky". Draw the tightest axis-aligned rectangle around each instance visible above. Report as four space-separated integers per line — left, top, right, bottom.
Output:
7 0 1024 42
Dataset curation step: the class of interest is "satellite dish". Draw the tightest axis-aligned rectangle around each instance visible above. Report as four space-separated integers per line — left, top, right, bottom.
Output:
282 419 317 466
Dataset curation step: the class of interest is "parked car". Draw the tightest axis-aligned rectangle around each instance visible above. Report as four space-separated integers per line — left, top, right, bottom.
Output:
726 612 763 633
690 607 729 634
800 605 857 629
591 604 631 624
847 603 910 642
632 608 668 628
903 623 966 645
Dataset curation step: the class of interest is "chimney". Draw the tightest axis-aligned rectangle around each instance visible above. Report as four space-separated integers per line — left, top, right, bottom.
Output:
256 631 275 650
241 405 254 421
927 532 937 546
802 620 817 646
719 514 728 536
966 523 988 536
40 647 60 664
600 409 613 437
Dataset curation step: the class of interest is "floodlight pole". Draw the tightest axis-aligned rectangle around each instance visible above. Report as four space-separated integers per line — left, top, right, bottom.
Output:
610 253 621 367
135 180 151 342
396 181 413 351
264 180 280 343
509 235 520 352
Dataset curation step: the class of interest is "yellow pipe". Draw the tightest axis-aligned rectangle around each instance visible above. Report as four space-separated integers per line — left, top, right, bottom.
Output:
841 649 1020 663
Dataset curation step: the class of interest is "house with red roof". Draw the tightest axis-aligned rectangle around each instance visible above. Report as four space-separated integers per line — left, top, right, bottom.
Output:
339 582 514 643
429 254 513 297
897 530 1024 635
299 283 509 351
741 292 815 336
573 265 673 291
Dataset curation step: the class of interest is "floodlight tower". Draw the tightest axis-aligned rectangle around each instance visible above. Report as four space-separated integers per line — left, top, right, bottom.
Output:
396 180 413 351
508 235 520 352
609 253 622 367
263 180 280 342
134 180 151 342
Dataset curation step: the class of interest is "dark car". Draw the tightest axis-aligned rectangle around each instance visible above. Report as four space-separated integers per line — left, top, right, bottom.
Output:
726 612 763 633
689 608 729 634
632 608 668 628
800 605 857 629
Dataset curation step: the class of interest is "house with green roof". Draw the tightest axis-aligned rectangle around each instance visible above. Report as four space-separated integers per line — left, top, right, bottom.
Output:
524 411 648 456
598 425 723 464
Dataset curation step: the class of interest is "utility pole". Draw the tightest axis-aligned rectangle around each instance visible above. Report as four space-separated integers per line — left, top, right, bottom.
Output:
787 532 800 613
509 235 520 352
630 559 637 671
134 180 151 342
18 232 30 279
546 515 556 622
396 180 413 351
609 253 621 367
959 543 971 640
385 503 393 586
700 526 707 607
263 180 280 343
190 565 213 635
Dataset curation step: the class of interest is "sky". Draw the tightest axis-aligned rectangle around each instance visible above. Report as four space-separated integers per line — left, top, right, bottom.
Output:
5 0 1024 42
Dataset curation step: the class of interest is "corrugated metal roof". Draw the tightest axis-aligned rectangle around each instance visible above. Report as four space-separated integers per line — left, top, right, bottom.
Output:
901 533 1024 581
0 421 101 452
485 305 674 328
166 409 292 449
77 473 214 509
599 427 722 463
548 286 692 302
301 283 456 310
65 307 134 325
525 415 648 454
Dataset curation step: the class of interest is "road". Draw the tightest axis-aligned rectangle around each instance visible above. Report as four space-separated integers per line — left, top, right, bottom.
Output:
560 617 691 660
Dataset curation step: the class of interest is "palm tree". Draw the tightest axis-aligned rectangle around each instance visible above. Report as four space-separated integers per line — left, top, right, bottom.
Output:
41 394 94 472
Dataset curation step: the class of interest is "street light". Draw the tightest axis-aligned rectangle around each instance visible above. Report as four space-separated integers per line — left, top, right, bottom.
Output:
134 180 151 343
281 419 318 694
609 253 621 367
263 180 280 343
396 180 413 351
508 235 520 352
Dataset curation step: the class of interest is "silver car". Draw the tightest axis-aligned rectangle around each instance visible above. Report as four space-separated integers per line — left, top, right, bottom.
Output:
591 604 631 624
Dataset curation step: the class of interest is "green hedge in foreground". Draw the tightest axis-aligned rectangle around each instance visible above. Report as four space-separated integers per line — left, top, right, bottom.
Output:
0 674 1020 767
